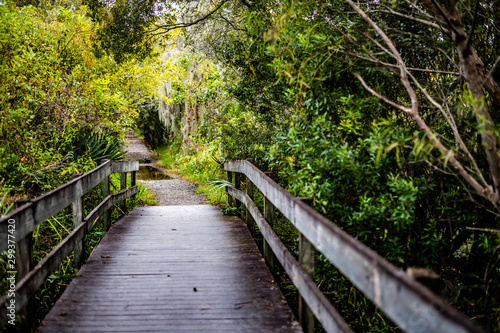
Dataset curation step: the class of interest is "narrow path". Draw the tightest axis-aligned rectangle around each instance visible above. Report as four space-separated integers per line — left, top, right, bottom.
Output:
124 131 205 206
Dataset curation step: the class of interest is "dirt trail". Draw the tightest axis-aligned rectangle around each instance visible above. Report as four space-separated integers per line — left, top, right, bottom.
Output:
124 131 205 206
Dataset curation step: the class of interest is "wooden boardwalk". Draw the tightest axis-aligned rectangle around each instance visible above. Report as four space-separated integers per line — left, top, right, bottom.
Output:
38 205 301 332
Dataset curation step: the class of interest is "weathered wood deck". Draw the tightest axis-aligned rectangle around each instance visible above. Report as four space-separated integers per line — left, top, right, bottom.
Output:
38 205 301 332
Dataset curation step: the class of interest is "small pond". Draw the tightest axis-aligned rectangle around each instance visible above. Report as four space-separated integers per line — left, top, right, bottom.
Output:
136 165 172 180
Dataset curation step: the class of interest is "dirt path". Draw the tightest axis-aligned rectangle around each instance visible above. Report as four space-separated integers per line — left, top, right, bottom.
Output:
124 131 205 206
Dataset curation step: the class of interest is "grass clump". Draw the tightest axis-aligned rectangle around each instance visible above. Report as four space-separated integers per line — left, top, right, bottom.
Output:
156 142 228 206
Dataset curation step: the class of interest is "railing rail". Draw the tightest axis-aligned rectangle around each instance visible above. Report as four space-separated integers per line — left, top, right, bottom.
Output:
224 160 481 333
0 159 139 327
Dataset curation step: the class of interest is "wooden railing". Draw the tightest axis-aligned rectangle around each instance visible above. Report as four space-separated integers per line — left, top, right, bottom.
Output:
0 159 139 327
225 160 481 333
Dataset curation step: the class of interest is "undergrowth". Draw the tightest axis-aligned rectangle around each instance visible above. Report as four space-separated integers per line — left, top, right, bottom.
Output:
155 142 227 206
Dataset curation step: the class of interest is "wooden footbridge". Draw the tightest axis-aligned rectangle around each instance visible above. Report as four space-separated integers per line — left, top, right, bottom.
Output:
0 160 482 332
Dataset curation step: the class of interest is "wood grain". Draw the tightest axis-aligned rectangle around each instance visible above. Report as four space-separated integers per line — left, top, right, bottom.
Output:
38 205 301 333
228 187 352 333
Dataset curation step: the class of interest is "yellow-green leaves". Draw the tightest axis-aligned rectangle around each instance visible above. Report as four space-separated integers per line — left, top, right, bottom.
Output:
0 4 166 195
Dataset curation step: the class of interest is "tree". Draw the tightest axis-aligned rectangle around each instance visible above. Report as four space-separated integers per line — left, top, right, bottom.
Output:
84 0 252 62
340 0 500 212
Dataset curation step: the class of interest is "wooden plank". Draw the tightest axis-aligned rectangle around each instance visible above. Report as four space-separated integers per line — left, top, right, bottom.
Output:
39 205 301 333
298 197 315 333
40 321 295 333
111 160 139 174
15 233 33 283
101 173 110 231
0 186 138 325
73 196 84 272
263 195 275 270
225 160 481 333
31 161 110 228
234 173 241 208
227 171 233 206
0 203 35 253
245 176 256 233
131 171 137 199
120 172 127 214
77 161 112 200
228 187 352 333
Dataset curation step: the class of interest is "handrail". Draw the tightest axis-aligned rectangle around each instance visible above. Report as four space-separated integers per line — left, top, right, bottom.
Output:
0 160 138 252
224 160 481 333
0 160 139 327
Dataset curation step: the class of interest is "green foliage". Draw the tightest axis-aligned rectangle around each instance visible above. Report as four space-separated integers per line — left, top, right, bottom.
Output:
83 0 176 63
156 142 228 206
0 186 14 217
71 129 127 163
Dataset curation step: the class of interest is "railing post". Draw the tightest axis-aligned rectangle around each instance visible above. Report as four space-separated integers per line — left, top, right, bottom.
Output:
13 199 34 330
120 172 127 214
227 171 233 206
14 199 33 282
263 172 275 271
299 197 316 333
245 178 256 232
131 170 137 199
101 160 111 231
72 174 85 272
234 172 241 209
245 159 256 233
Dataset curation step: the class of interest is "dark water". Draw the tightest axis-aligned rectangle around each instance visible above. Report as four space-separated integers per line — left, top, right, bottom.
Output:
136 165 172 180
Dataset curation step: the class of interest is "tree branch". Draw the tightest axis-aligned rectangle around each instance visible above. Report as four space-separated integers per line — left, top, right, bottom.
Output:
354 73 411 113
148 0 229 35
482 54 500 87
406 71 489 188
465 0 480 52
216 13 246 33
345 0 497 208
427 0 461 37
345 51 460 76
239 0 251 8
369 8 449 34
345 0 418 114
